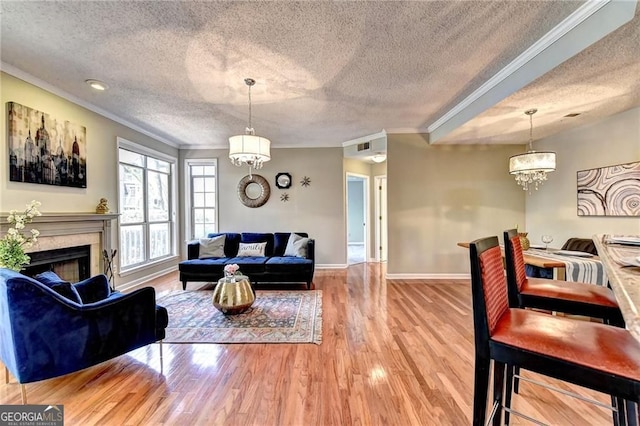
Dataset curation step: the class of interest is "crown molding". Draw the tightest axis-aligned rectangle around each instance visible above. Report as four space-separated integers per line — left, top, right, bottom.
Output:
385 273 470 280
1 62 182 149
427 0 636 143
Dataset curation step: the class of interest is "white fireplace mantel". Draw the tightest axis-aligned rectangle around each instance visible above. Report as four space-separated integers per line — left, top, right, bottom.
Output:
1 212 119 276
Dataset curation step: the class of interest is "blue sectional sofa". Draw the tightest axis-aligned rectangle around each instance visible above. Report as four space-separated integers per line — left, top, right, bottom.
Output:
178 232 315 290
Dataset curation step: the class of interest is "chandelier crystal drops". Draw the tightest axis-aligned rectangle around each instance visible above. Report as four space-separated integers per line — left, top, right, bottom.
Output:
509 109 556 192
229 78 271 178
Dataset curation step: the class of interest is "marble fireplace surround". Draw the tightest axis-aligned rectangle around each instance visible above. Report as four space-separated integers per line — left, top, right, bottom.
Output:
0 213 118 277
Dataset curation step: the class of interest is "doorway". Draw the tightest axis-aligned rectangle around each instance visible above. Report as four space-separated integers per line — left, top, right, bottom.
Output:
346 173 370 264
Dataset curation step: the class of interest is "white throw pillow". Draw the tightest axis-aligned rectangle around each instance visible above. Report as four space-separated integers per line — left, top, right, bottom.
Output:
284 233 309 258
237 242 267 257
198 235 226 259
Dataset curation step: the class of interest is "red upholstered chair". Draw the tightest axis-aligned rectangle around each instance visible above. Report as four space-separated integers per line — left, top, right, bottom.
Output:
503 229 628 424
503 228 623 327
469 236 640 426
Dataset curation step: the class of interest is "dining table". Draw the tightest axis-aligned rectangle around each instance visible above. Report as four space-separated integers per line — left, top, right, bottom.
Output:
592 234 640 343
457 241 605 284
522 247 606 286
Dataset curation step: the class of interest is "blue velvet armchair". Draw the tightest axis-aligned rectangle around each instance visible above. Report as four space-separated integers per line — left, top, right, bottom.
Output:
0 269 168 403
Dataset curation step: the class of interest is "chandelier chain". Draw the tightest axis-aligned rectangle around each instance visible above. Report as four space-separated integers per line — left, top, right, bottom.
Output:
529 112 533 150
248 82 252 131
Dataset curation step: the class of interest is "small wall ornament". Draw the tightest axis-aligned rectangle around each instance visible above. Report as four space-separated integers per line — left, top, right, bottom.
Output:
96 198 110 214
300 176 311 187
280 193 290 202
276 172 292 189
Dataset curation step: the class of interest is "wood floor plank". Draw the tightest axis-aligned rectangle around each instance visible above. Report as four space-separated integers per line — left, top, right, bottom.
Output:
0 264 613 425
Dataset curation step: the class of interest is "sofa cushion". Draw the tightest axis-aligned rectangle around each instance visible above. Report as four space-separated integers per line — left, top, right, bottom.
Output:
73 275 112 303
241 233 274 256
274 232 308 256
227 256 269 274
265 256 313 273
207 233 241 257
237 242 267 257
284 233 309 258
179 258 230 274
34 271 82 304
199 234 226 258
34 270 67 287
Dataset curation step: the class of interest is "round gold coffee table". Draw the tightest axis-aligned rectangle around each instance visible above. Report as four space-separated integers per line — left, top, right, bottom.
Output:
211 274 255 314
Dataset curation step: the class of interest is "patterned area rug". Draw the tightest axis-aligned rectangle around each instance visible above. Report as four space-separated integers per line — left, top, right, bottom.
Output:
156 290 322 344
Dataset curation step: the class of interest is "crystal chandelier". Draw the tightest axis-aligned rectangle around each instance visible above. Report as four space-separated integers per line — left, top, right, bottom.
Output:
229 78 271 178
509 109 556 192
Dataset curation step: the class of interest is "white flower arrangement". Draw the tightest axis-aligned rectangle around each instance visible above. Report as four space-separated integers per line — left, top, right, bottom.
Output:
0 200 41 272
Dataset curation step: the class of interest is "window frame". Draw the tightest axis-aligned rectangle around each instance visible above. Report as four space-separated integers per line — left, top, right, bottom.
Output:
117 137 177 274
184 158 219 241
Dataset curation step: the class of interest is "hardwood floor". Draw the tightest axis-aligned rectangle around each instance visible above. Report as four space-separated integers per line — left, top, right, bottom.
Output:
1 264 613 425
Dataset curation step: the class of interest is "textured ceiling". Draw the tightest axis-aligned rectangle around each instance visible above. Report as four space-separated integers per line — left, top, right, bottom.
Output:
437 2 640 145
1 1 638 149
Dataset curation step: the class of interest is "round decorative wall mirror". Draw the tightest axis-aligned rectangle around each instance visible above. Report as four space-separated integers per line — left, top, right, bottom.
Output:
275 172 292 189
237 174 271 208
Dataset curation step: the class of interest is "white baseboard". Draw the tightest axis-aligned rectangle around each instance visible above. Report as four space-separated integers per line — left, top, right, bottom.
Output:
385 273 470 280
316 264 348 269
117 265 177 292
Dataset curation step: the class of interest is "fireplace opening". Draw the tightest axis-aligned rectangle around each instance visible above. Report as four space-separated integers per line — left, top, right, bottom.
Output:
24 245 91 282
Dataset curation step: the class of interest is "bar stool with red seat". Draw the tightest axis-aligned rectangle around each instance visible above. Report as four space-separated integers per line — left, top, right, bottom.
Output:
469 235 640 426
503 228 627 423
503 228 624 327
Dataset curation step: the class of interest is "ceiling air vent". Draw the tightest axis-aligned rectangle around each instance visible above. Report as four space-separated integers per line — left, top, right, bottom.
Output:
357 142 370 151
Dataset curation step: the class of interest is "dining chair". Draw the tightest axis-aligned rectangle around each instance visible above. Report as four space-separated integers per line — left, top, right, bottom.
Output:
503 228 627 424
503 228 624 327
469 236 640 426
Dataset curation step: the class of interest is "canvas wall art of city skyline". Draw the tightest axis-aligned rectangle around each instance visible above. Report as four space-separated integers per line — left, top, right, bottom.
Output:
7 101 87 188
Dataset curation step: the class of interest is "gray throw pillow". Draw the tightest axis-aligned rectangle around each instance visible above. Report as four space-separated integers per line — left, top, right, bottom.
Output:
284 233 309 258
199 234 226 259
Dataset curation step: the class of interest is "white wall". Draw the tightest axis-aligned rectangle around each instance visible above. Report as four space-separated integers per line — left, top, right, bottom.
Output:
0 73 178 213
7 70 636 279
387 134 526 276
526 107 640 245
0 72 180 287
180 148 346 266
